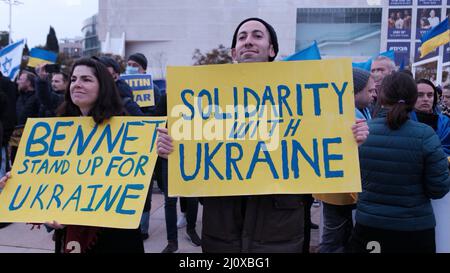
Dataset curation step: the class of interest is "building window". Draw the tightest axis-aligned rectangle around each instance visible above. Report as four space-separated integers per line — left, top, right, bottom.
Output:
296 8 382 58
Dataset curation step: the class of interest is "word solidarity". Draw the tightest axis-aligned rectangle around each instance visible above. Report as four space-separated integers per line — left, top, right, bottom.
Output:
179 82 348 120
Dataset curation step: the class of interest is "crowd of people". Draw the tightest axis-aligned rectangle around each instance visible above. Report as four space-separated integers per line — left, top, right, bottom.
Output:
1 16 450 253
0 51 201 253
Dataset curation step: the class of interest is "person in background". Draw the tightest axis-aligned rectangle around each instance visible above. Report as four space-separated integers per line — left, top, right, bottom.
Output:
349 72 450 253
411 79 450 155
93 56 143 116
35 64 68 117
0 71 16 176
440 84 450 117
0 71 16 229
11 71 40 164
315 67 375 253
125 53 162 116
0 58 144 253
370 56 396 118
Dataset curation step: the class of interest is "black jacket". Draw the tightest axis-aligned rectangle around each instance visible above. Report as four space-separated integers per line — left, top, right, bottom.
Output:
0 75 16 146
35 79 64 118
140 84 163 116
201 194 305 253
16 90 40 126
116 79 143 116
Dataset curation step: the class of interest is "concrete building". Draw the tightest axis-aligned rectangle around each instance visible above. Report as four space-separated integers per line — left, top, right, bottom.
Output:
82 14 101 57
98 0 449 83
59 38 83 58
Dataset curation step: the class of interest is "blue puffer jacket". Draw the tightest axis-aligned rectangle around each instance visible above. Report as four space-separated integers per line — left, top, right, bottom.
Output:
410 111 450 155
356 109 450 231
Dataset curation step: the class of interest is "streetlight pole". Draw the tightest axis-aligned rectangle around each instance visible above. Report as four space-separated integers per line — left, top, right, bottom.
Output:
1 0 23 44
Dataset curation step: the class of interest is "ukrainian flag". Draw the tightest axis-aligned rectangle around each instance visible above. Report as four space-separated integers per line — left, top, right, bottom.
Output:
28 48 58 68
284 41 321 61
420 17 450 58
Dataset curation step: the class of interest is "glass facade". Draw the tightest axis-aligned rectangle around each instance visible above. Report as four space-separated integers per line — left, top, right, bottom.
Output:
82 15 100 57
296 8 382 58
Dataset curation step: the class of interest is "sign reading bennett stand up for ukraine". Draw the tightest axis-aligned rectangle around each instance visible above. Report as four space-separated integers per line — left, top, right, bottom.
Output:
120 74 155 108
0 117 166 228
167 59 361 197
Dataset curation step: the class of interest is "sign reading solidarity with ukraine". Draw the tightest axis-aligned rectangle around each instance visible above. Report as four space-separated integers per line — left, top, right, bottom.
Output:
0 117 166 228
167 59 361 197
120 74 155 108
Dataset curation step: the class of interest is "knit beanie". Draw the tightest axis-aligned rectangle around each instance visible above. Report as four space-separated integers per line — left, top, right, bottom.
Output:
353 67 371 94
128 53 148 71
231 17 279 62
93 56 120 74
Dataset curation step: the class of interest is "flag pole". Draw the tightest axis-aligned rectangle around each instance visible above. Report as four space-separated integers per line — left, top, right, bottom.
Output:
1 0 24 44
437 46 444 86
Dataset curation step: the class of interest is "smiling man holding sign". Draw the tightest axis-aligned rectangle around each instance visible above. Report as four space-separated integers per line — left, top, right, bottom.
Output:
0 58 166 253
158 18 368 253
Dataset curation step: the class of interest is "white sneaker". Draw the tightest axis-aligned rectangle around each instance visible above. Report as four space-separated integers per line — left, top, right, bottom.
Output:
177 213 187 229
312 200 321 207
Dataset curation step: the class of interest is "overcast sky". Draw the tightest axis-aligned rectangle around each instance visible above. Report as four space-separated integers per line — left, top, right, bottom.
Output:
0 0 98 47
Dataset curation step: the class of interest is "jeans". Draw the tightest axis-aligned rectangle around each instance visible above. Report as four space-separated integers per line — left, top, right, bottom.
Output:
180 197 199 230
159 158 178 242
139 180 154 235
0 147 6 193
319 202 355 253
140 211 150 235
161 158 200 242
303 194 313 253
0 147 6 176
164 193 178 242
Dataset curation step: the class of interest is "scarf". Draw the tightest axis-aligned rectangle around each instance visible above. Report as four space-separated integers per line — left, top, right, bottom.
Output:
64 225 102 253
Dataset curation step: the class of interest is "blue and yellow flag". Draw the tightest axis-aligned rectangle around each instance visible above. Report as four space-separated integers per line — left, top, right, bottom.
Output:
28 48 58 68
420 17 450 58
284 41 321 61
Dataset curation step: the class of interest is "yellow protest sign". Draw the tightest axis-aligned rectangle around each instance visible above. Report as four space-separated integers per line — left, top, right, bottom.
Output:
120 74 155 108
167 58 361 197
0 117 166 228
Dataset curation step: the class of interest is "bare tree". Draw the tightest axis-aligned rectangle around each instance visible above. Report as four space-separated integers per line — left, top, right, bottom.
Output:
192 44 232 65
149 51 168 79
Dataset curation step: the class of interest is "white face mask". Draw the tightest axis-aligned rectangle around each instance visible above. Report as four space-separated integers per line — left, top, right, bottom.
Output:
126 66 139 74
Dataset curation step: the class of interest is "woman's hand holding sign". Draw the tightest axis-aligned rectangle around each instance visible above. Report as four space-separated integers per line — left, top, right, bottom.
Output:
0 172 11 190
44 220 65 230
